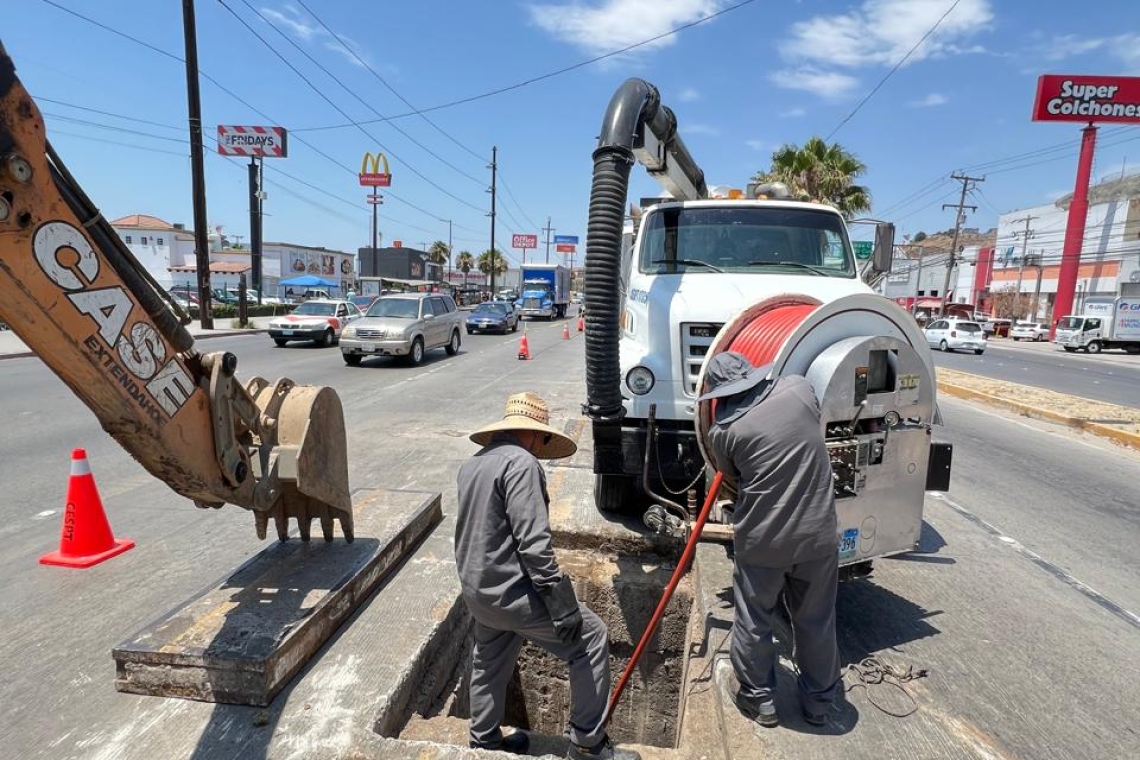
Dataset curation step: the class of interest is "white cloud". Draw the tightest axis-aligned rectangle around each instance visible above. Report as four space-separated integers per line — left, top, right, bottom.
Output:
678 87 700 102
910 92 948 107
769 68 860 99
779 107 806 118
1107 33 1140 72
686 124 721 137
528 0 725 55
260 5 370 68
1041 34 1106 62
780 0 994 69
1031 33 1140 72
745 139 778 152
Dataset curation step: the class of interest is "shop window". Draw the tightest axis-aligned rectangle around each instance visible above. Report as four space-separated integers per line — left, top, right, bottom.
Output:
157 237 164 246
140 236 148 245
125 235 133 244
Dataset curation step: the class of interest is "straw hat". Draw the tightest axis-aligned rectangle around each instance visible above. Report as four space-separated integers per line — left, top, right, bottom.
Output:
470 392 578 459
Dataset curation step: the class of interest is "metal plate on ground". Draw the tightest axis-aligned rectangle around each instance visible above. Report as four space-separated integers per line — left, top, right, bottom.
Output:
112 489 441 706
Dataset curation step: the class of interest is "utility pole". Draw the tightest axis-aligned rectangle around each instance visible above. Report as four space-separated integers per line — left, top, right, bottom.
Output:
940 173 983 316
1010 214 1037 325
488 146 498 295
181 0 212 329
910 246 925 317
542 216 555 264
445 219 453 288
248 157 263 304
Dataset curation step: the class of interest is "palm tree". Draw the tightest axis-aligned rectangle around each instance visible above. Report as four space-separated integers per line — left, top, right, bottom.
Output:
477 248 509 278
456 250 474 287
752 137 871 219
428 240 450 268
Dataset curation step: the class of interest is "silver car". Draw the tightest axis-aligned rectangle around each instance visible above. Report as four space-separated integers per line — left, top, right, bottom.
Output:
339 293 463 366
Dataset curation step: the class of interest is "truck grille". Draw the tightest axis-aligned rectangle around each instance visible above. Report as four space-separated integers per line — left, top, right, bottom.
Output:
523 298 542 310
355 328 386 339
681 322 723 396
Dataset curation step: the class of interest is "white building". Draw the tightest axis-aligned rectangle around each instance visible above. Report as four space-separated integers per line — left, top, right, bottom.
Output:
993 173 1140 319
111 215 355 298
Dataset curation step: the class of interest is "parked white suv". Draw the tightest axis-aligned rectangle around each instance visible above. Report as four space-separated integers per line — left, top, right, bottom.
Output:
1010 321 1049 341
924 318 987 355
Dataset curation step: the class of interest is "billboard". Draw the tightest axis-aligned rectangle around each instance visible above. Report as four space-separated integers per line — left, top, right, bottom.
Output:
556 244 575 253
553 235 579 244
1032 75 1140 123
217 125 288 157
360 152 392 187
512 234 538 249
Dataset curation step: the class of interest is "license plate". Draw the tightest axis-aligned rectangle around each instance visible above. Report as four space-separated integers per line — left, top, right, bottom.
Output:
839 528 859 561
361 343 376 353
281 329 294 336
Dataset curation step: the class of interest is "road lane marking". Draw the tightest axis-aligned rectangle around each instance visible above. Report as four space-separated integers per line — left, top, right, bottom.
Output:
930 492 1140 631
944 398 1129 454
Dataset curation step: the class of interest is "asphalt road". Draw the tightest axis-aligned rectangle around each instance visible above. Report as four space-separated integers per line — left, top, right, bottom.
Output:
932 338 1140 408
1 323 1139 758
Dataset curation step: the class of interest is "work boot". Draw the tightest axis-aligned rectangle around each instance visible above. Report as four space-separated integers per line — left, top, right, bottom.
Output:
566 734 641 760
471 730 530 754
734 690 779 728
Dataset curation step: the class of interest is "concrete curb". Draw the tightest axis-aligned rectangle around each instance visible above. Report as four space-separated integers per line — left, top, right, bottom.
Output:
938 380 1140 451
0 328 268 361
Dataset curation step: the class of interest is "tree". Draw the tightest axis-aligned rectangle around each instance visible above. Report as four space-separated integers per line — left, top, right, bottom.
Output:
913 231 928 242
752 136 871 219
456 250 474 286
428 240 450 268
478 248 509 278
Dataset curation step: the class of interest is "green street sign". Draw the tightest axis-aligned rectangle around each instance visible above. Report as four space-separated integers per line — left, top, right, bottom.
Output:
853 241 873 260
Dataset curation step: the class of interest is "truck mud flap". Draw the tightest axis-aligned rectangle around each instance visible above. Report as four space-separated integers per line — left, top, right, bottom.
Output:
926 442 953 492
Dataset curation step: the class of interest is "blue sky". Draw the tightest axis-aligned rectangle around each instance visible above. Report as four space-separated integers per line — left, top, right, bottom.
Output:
8 0 1140 264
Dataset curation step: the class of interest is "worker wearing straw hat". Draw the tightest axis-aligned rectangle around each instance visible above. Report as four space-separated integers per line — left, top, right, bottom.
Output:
456 393 640 760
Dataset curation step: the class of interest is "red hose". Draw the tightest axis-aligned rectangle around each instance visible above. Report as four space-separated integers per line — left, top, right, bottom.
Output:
728 303 815 366
605 471 725 724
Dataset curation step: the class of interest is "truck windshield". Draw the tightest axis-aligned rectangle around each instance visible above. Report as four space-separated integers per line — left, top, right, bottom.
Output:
1056 317 1083 330
639 206 856 277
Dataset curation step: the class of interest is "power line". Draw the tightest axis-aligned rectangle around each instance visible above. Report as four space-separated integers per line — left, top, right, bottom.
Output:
826 0 963 140
293 0 761 132
292 0 486 164
216 0 486 213
497 171 542 231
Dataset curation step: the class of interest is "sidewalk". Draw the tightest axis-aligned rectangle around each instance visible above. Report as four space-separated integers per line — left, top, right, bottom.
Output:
0 316 273 359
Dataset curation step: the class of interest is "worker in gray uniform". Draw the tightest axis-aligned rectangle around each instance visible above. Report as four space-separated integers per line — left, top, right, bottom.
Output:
699 352 841 729
456 392 640 760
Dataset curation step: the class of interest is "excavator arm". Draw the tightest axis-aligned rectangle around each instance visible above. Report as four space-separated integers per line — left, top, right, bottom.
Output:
0 43 352 541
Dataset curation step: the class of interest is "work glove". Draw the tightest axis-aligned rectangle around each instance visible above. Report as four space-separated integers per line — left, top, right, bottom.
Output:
540 574 584 646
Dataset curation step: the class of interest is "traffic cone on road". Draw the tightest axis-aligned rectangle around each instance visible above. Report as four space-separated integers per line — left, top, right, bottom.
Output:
39 449 135 568
577 314 585 333
562 322 571 340
518 331 531 361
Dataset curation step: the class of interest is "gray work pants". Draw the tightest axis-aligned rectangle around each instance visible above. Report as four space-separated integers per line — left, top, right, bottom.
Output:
731 553 840 716
468 601 610 748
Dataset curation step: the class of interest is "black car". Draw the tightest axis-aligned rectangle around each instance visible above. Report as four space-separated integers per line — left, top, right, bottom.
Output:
466 302 518 334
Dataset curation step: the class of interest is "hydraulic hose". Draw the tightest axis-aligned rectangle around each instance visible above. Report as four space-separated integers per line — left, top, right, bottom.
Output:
606 470 724 724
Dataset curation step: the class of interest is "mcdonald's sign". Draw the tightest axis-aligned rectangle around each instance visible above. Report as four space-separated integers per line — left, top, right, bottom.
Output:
360 152 392 187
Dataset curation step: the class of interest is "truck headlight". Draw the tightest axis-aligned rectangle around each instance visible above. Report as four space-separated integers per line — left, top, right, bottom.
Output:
342 327 356 338
626 366 655 395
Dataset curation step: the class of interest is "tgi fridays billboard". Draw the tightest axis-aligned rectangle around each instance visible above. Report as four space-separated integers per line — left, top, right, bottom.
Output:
1032 75 1140 123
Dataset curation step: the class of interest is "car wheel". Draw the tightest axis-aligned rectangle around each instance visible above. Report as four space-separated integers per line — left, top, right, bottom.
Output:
445 330 461 356
343 353 362 366
405 337 425 365
318 329 334 347
512 321 518 332
274 338 288 347
466 328 473 335
1013 337 1020 341
974 349 984 355
1087 341 1102 354
940 340 949 352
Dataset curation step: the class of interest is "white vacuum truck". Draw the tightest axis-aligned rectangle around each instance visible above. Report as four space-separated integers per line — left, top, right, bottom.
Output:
581 79 953 568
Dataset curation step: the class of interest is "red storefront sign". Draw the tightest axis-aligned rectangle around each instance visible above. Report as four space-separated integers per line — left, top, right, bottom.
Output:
1032 75 1140 123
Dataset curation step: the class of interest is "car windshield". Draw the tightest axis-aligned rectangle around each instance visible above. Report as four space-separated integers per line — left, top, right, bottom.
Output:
368 298 420 318
957 322 982 333
473 303 508 315
639 206 856 277
292 302 336 316
351 296 374 308
1057 317 1083 330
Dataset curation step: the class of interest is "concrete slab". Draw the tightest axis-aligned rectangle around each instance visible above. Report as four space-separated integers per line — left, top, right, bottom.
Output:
113 489 441 706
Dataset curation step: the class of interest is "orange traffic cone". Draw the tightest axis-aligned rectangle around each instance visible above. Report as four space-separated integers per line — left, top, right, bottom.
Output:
518 332 531 361
562 322 571 340
577 314 585 333
39 449 135 568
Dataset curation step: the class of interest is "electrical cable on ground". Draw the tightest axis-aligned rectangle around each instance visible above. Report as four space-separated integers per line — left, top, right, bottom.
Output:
842 657 928 718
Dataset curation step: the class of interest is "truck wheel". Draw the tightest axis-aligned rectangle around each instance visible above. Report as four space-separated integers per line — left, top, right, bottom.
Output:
1125 346 1140 354
1087 341 1102 354
343 353 362 366
405 337 425 365
445 330 461 356
594 473 637 514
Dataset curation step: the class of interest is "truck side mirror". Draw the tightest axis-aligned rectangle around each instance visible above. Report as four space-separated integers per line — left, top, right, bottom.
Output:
872 222 895 274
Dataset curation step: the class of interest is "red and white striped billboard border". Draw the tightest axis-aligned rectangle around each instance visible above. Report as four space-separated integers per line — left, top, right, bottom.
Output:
216 125 288 157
